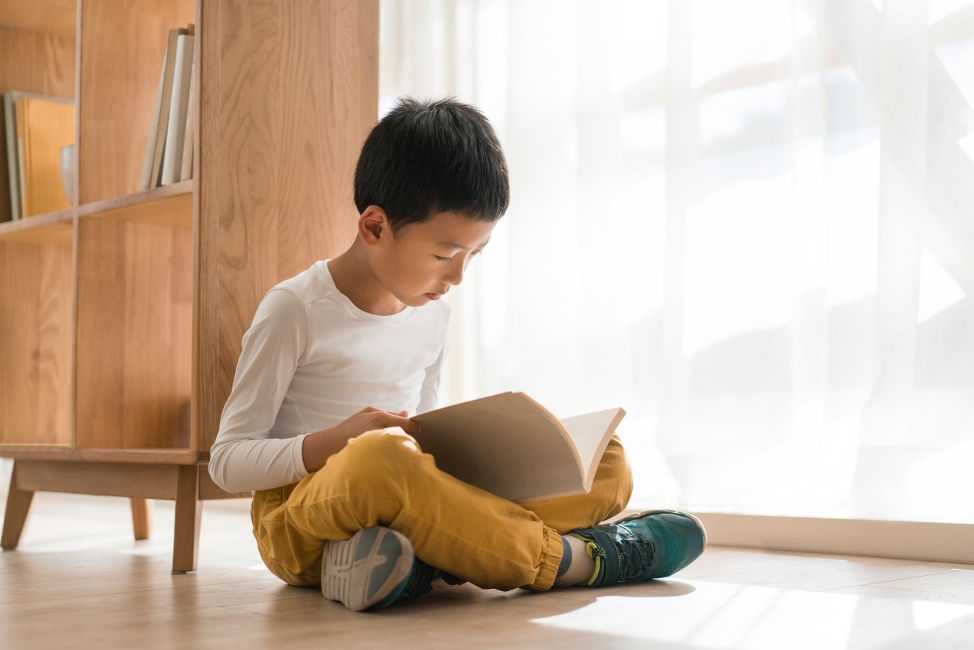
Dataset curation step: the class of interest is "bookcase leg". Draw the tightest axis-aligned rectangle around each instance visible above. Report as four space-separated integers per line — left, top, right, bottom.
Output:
1 462 35 550
172 465 202 573
130 498 152 541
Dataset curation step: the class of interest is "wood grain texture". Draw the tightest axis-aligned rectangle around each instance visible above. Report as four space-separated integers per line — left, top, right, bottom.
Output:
14 460 179 499
0 1 76 37
195 0 378 453
76 181 192 227
0 462 33 549
0 208 74 243
78 0 194 204
130 497 151 540
75 217 192 449
0 447 205 464
172 464 201 572
0 23 75 223
0 241 73 446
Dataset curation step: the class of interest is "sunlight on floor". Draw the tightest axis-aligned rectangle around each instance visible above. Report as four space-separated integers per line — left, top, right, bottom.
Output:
532 580 974 649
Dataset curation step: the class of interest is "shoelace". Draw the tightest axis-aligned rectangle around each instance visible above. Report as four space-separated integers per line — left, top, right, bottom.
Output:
610 524 658 582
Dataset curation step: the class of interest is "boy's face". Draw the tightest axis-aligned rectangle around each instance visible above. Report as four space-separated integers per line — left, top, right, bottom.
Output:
371 210 497 308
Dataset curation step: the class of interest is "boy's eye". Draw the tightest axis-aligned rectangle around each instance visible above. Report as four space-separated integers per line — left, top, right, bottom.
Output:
435 255 451 262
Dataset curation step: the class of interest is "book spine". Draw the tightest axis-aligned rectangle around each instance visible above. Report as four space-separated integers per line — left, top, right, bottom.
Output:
161 34 194 187
17 139 25 219
179 54 197 182
4 94 20 221
150 28 185 189
139 52 168 192
15 99 28 218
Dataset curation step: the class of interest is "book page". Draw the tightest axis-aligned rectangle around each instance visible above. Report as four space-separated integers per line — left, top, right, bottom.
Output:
560 407 626 489
412 392 585 503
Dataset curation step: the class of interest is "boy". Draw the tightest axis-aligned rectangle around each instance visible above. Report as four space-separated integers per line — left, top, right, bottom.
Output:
209 98 706 612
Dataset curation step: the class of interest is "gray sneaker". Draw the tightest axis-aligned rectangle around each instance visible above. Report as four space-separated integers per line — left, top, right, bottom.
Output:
321 526 434 611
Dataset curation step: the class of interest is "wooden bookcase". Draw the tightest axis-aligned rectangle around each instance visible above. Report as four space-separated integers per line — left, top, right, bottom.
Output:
0 0 377 571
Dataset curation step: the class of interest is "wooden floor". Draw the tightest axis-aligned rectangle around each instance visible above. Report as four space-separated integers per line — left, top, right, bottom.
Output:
4 465 974 649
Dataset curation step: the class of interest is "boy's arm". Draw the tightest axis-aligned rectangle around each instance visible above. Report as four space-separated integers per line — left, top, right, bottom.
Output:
208 289 313 493
209 288 423 492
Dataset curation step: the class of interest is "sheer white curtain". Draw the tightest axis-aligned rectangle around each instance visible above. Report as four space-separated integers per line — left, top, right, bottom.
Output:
380 0 974 524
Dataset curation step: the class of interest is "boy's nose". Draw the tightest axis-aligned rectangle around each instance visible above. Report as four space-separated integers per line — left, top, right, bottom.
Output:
444 266 464 286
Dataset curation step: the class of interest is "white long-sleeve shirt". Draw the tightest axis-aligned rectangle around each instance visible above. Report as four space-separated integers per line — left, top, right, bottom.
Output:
208 260 450 493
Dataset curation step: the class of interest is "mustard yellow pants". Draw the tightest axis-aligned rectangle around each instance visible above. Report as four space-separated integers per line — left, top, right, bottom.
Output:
251 428 633 591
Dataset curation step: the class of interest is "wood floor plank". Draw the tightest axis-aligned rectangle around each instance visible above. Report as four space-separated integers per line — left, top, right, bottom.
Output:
6 475 974 649
681 554 962 592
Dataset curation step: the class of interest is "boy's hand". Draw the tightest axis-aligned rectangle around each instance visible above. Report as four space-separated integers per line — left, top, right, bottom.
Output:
336 406 422 439
301 407 421 473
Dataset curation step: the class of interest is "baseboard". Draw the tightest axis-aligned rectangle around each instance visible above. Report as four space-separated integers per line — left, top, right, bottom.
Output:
621 509 974 565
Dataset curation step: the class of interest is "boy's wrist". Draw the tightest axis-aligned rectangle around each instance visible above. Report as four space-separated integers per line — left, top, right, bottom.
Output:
301 427 349 473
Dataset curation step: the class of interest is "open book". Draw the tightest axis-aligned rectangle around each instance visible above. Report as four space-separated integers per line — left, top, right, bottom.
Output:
411 392 626 503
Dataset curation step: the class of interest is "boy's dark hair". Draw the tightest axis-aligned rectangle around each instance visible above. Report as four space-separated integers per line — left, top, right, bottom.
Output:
354 97 510 232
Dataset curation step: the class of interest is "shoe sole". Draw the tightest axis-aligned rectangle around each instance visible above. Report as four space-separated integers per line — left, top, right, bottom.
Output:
322 527 414 612
616 508 708 551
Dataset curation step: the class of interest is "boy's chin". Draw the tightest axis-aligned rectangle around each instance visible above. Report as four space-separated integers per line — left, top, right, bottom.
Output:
394 294 432 307
402 293 443 307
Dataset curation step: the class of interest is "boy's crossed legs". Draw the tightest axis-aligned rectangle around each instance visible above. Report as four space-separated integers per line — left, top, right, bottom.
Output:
251 428 704 610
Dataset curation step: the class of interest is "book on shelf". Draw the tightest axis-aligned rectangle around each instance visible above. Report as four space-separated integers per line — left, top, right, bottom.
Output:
160 31 194 186
139 24 195 192
411 392 626 503
179 53 198 183
3 92 75 221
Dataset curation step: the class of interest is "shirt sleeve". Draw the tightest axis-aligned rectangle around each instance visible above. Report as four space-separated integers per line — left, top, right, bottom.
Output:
208 288 312 493
417 316 451 414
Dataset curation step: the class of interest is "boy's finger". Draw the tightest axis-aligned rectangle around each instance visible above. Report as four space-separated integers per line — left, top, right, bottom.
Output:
389 414 421 434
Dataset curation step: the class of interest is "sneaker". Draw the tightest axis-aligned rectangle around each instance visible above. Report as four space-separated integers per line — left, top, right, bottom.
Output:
321 526 436 611
568 509 707 587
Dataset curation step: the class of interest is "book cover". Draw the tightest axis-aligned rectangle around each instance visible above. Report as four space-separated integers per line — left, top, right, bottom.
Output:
161 33 194 186
16 96 75 218
411 392 626 503
179 53 197 183
138 49 168 191
3 93 20 221
3 92 73 221
148 27 186 189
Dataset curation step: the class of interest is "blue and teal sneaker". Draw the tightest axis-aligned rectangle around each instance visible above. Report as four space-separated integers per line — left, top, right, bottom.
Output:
568 510 707 587
322 527 436 611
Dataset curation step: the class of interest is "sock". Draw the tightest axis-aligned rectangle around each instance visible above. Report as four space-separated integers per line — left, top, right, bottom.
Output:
553 535 596 587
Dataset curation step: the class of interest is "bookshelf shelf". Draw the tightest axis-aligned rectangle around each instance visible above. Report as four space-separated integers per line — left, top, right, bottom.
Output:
78 181 192 228
0 208 74 243
0 1 76 38
0 0 378 572
0 446 205 464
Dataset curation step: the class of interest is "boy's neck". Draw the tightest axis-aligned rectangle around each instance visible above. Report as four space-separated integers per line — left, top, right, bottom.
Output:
328 242 408 316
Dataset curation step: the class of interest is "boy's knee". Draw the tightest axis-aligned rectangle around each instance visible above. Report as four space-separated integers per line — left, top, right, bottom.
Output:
344 427 421 463
330 427 423 492
599 436 634 515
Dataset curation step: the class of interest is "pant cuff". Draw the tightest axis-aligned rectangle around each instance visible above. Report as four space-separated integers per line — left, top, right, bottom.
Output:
528 525 564 591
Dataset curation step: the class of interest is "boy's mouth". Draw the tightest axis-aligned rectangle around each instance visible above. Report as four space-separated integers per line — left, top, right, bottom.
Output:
426 293 442 300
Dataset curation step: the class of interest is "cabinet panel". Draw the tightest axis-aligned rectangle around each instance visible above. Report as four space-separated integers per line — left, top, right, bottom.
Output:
75 215 191 449
0 239 73 445
195 0 379 453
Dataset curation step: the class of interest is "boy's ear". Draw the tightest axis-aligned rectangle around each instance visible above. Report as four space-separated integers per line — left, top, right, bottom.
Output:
358 206 389 247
